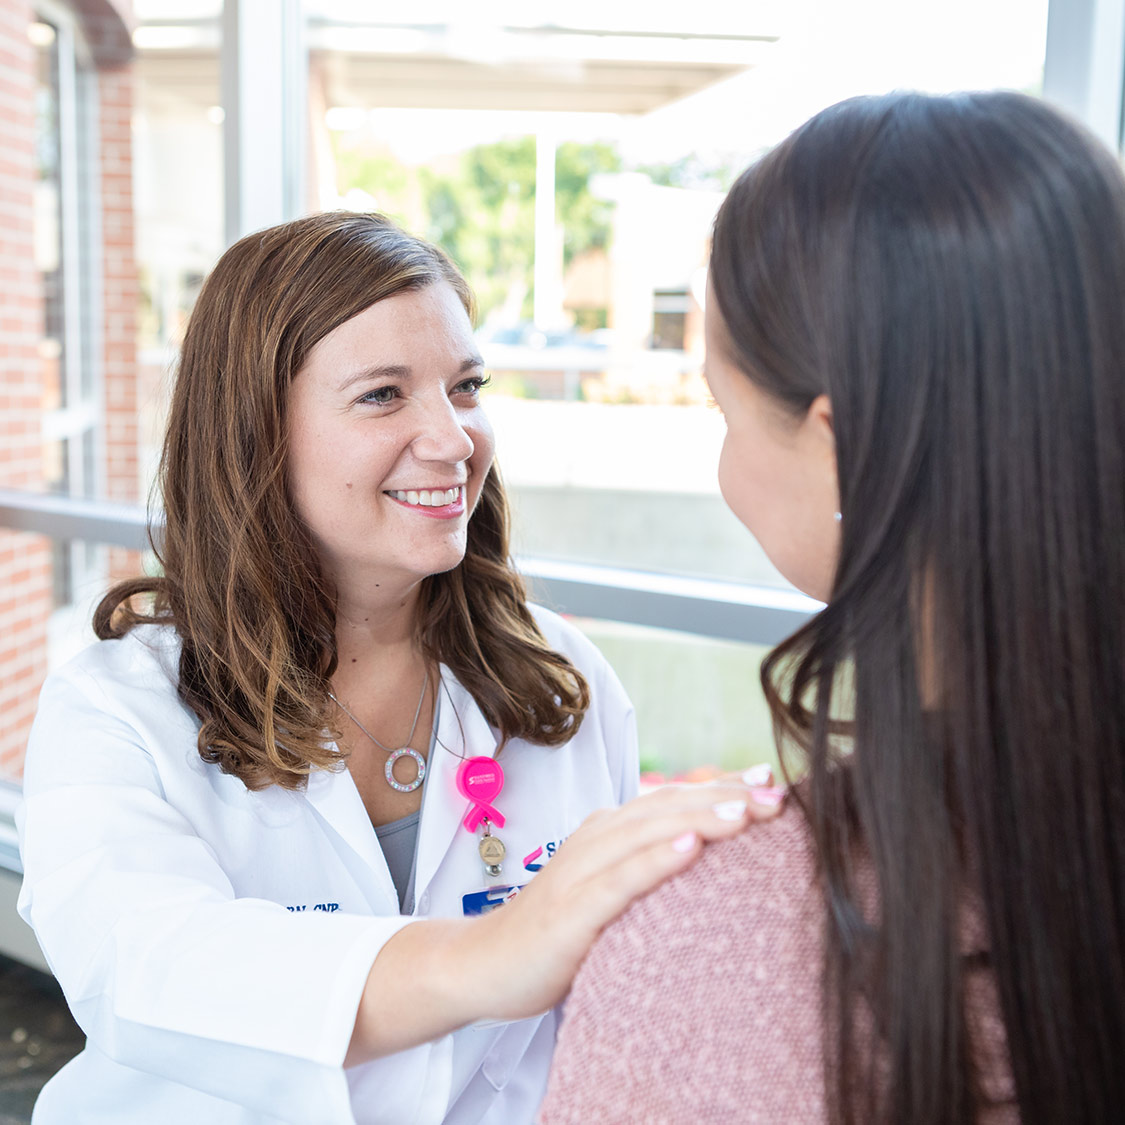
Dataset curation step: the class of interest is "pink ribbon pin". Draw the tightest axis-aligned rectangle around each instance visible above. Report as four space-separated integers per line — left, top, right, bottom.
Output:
457 756 506 832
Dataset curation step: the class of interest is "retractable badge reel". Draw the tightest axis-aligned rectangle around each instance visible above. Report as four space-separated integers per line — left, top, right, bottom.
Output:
457 757 507 878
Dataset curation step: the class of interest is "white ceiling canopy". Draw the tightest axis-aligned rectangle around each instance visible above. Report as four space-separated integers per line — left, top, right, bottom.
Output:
133 5 782 116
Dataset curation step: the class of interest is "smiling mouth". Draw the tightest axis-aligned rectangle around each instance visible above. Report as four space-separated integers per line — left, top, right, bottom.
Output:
385 486 464 508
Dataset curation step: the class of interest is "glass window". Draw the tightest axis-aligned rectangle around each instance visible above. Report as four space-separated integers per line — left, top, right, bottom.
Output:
1 2 134 781
0 0 1056 786
132 0 223 486
573 617 777 780
32 20 66 412
29 11 106 616
304 0 1050 591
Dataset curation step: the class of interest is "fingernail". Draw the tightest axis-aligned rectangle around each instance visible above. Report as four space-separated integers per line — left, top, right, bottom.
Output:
712 799 748 821
742 764 773 788
671 831 697 853
749 786 787 808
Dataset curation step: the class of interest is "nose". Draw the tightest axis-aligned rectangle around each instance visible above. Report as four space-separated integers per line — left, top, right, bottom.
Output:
411 393 475 465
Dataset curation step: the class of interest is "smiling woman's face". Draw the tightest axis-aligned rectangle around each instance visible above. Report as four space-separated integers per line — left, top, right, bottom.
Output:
286 280 495 592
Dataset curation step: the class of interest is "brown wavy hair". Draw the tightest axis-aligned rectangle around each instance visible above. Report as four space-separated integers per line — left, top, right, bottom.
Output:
712 93 1125 1122
95 211 589 789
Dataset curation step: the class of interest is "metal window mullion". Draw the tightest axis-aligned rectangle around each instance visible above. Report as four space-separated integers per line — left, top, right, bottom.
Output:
280 0 308 222
49 6 108 600
54 17 85 474
222 0 308 245
77 59 105 505
73 38 109 591
1043 0 1125 153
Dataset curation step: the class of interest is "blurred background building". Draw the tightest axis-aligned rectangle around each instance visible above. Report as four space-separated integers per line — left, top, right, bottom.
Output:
0 0 1117 979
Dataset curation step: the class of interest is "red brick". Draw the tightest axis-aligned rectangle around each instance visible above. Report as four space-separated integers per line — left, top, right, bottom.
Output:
0 0 138 777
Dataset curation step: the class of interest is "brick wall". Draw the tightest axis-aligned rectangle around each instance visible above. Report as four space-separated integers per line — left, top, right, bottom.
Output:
80 1 137 516
80 0 138 588
98 52 140 583
0 0 51 777
101 66 138 507
0 0 138 778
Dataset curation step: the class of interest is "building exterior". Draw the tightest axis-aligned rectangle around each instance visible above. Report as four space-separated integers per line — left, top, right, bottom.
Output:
0 0 137 776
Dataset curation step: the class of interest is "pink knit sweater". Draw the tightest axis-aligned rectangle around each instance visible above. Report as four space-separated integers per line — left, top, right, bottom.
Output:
539 803 1017 1124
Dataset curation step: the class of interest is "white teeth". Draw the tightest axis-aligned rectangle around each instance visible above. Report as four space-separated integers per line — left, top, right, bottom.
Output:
387 487 462 507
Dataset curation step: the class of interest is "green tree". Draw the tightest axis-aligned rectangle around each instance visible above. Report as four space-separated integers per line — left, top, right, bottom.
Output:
333 133 624 323
331 140 414 223
555 140 621 266
636 152 741 193
421 138 622 322
457 137 537 319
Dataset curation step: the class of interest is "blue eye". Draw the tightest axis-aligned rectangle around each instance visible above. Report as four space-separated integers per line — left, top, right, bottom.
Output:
358 386 399 405
456 373 491 395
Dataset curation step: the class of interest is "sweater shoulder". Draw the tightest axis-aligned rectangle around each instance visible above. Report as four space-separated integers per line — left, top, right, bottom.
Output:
598 800 819 964
542 802 826 1124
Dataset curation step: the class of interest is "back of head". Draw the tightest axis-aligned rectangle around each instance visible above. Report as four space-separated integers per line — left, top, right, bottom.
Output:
711 92 1125 1123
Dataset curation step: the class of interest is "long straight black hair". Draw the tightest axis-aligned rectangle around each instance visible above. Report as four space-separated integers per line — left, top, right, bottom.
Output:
710 91 1125 1123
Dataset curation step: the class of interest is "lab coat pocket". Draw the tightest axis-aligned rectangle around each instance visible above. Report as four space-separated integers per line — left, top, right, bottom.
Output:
479 1016 543 1091
445 1017 546 1124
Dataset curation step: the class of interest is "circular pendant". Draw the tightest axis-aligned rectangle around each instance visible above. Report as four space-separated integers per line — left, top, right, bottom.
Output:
479 834 506 866
384 747 426 793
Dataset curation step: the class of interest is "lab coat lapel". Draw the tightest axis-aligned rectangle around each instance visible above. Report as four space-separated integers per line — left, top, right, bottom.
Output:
414 664 499 907
305 762 399 910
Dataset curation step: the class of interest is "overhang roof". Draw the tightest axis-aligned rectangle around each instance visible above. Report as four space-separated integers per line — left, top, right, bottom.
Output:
313 21 778 114
133 15 779 116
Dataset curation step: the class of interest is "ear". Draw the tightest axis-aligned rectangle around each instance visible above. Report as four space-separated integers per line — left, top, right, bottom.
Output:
805 393 835 450
803 393 839 511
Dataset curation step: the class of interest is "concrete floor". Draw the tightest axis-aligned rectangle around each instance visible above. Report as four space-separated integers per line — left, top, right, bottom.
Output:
0 956 83 1124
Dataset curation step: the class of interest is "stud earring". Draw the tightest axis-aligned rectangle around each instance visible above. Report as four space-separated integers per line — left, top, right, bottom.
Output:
833 511 842 522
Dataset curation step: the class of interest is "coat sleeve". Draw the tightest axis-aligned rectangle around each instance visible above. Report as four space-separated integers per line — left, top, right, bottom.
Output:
601 659 639 806
17 660 415 1123
525 603 640 808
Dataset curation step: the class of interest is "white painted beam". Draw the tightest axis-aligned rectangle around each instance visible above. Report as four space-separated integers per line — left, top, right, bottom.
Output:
221 0 307 244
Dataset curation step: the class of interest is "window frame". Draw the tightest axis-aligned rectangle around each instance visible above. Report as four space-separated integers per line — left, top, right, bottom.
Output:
34 0 106 605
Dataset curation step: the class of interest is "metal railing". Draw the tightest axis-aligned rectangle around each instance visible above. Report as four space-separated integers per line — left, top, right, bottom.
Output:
0 486 819 968
0 488 820 645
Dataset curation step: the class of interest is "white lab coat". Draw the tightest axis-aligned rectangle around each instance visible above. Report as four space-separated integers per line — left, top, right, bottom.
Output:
17 605 638 1125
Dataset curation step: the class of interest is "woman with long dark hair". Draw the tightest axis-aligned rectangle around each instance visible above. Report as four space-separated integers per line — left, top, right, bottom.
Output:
16 213 778 1124
541 91 1125 1123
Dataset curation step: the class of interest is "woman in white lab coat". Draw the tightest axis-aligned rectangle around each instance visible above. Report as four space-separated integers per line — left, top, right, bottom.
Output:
17 212 778 1125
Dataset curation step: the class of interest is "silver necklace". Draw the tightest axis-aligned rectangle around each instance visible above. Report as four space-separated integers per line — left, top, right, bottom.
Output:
330 672 429 793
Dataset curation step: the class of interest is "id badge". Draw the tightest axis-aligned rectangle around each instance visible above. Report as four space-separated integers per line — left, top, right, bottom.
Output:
462 883 526 916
